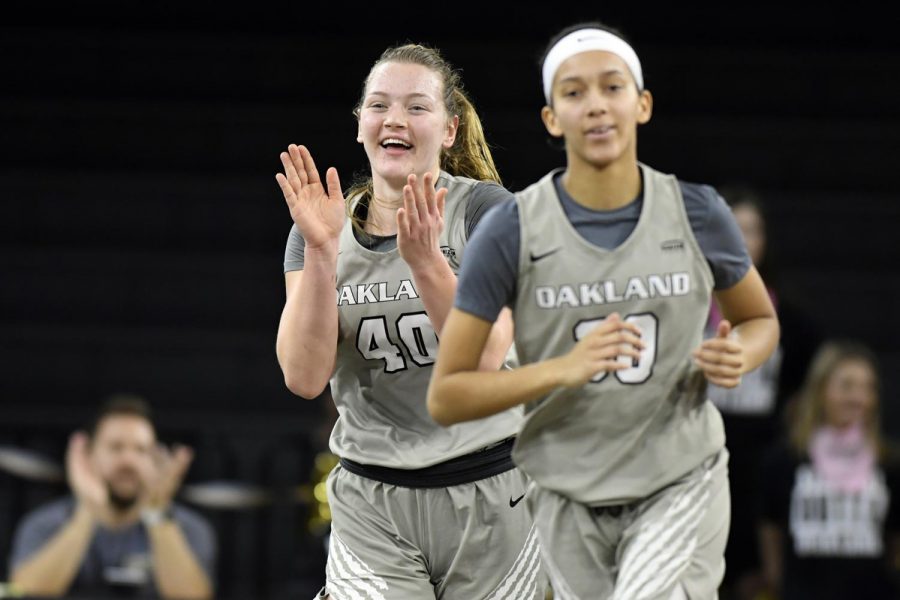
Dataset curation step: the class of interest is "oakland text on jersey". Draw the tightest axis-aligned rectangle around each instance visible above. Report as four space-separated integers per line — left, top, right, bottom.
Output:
534 272 691 309
337 279 419 306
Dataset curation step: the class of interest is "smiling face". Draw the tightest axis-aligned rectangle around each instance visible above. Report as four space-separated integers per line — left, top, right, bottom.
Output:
541 50 652 170
822 358 878 430
357 61 458 191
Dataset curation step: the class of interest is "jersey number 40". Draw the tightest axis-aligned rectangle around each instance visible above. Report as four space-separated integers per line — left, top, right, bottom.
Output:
356 311 437 373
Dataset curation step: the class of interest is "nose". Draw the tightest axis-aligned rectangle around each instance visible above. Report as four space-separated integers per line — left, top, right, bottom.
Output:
383 103 407 129
586 86 608 116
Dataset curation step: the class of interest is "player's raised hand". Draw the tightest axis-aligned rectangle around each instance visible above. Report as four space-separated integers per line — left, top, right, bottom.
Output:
692 319 745 388
556 313 644 388
275 144 346 251
397 172 448 271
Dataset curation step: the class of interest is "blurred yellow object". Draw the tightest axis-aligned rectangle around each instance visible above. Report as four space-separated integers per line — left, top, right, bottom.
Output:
313 482 328 503
306 451 339 536
0 582 24 598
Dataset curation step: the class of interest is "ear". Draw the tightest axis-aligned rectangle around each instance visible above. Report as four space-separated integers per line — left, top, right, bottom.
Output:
636 89 653 126
356 121 364 144
541 105 563 138
541 105 564 138
442 114 460 149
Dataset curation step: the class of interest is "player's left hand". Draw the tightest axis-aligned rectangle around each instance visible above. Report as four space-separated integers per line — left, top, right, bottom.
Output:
692 320 744 388
397 172 448 272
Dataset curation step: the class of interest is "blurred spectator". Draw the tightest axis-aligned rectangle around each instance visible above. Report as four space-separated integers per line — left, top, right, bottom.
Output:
758 342 900 599
9 395 216 599
708 186 822 599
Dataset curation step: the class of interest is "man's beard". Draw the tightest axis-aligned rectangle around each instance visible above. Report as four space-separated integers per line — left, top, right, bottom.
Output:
107 482 140 512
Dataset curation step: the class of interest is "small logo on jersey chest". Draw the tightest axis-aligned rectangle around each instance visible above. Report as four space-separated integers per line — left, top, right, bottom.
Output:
530 247 561 263
661 239 685 251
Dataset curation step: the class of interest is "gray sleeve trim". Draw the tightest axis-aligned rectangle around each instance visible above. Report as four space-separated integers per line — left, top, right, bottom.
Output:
283 224 306 273
464 182 516 239
681 182 752 290
455 199 520 322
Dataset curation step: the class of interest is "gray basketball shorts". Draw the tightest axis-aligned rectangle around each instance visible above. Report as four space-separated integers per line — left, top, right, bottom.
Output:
533 448 730 600
317 463 544 600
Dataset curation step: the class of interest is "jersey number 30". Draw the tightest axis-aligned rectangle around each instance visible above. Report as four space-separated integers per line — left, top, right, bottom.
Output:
357 312 438 372
573 313 658 384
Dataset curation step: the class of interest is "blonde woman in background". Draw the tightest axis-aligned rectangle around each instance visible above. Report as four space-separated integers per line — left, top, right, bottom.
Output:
759 341 900 599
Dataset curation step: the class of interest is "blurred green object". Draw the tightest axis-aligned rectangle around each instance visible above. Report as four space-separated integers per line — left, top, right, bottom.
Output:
0 582 24 598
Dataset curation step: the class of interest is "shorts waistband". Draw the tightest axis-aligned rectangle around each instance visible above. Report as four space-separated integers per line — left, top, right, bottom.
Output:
339 437 516 488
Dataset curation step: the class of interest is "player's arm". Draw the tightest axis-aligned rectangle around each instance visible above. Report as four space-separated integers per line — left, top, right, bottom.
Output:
277 265 339 399
428 309 640 426
274 145 342 399
428 309 556 424
400 173 512 371
694 266 779 388
691 188 779 387
409 267 514 372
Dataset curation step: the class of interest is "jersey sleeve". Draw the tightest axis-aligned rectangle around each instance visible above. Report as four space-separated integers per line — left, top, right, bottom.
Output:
464 181 516 239
283 224 305 273
455 198 520 323
681 183 752 290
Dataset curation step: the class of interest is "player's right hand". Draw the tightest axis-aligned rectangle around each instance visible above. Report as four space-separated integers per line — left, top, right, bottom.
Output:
66 432 108 514
275 144 346 252
555 313 644 388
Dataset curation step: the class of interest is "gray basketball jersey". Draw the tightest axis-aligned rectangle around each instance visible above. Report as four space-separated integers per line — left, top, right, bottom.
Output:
331 171 521 468
511 164 725 505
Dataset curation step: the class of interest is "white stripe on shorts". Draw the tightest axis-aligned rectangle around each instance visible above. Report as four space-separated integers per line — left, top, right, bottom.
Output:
326 532 389 600
614 470 712 599
485 524 542 600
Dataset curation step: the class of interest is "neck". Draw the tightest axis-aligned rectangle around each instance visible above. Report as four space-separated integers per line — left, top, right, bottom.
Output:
364 190 401 237
562 153 641 211
368 165 442 235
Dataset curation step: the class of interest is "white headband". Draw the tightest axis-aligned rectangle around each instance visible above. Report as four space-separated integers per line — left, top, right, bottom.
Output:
541 28 643 104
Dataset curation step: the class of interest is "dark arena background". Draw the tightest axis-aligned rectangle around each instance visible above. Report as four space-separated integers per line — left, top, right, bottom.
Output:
2 3 898 598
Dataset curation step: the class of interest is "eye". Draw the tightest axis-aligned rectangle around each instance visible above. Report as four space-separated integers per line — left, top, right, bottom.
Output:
607 84 624 93
409 104 428 112
562 89 581 98
368 101 387 110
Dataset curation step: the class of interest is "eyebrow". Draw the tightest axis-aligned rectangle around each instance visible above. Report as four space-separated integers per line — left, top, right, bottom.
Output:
366 92 435 100
558 69 628 84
